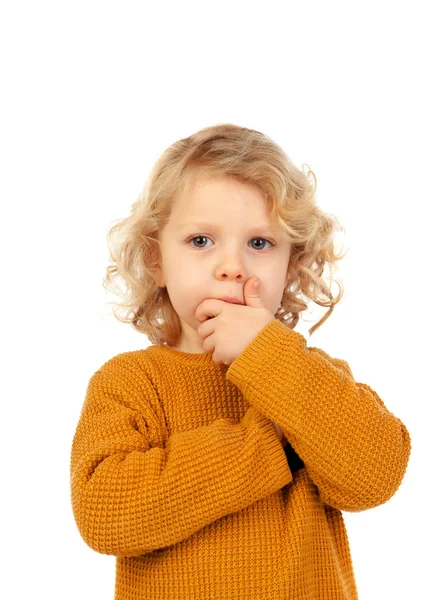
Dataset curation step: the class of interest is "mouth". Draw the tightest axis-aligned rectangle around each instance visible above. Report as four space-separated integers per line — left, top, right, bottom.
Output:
220 297 245 305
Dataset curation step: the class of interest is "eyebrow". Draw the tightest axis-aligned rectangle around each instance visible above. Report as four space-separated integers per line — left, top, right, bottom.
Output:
181 222 274 233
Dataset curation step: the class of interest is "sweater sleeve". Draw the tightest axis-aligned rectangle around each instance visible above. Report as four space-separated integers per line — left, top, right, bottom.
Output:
225 319 412 513
70 357 293 557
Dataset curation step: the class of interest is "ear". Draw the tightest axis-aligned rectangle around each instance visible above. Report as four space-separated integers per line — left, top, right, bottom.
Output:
144 236 165 288
154 265 166 288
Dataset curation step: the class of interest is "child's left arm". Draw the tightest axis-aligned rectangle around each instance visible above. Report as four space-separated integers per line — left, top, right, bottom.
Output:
225 319 412 513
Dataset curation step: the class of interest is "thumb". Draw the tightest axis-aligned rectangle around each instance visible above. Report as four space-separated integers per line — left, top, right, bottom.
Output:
243 277 265 308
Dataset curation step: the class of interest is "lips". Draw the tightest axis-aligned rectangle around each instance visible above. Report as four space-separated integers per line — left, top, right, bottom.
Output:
220 297 244 305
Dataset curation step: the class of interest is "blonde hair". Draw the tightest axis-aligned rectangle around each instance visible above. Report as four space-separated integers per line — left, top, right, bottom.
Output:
103 123 347 346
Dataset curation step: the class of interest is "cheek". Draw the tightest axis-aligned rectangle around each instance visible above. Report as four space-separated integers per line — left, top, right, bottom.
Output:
264 276 287 312
167 261 202 289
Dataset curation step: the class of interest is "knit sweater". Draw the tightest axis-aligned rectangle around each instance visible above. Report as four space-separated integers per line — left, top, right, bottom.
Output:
70 318 411 600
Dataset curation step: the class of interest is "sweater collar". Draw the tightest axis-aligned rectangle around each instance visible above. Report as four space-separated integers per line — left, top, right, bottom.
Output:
152 344 230 369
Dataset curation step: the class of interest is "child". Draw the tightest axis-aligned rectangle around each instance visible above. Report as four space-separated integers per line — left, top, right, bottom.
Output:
70 123 412 600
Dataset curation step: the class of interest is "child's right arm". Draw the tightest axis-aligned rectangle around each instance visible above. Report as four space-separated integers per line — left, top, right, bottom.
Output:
70 356 292 558
271 421 287 447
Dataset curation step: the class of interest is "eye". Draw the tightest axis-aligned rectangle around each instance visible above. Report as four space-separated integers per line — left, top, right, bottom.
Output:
186 235 274 250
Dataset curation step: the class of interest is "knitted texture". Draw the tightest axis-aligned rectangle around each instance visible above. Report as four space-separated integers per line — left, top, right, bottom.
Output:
70 318 411 599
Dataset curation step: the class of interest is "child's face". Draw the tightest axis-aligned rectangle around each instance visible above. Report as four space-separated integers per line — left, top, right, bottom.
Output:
155 174 292 353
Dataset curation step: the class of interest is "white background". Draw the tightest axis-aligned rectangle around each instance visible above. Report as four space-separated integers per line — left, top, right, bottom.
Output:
1 1 445 598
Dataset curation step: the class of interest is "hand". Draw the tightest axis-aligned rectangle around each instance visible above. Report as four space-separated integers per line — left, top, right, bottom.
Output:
195 277 275 367
271 421 288 448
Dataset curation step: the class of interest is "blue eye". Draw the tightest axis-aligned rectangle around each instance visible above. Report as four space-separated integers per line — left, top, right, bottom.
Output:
186 235 274 250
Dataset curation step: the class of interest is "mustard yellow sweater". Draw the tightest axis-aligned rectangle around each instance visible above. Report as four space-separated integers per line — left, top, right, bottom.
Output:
70 318 411 600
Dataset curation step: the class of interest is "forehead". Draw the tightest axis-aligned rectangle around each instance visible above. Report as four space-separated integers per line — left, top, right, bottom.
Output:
171 174 276 227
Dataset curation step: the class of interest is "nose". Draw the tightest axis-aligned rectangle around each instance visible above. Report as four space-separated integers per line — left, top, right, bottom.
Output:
216 260 245 280
214 244 249 281
215 240 253 283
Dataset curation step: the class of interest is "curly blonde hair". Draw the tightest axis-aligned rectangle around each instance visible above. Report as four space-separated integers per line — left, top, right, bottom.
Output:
103 123 347 347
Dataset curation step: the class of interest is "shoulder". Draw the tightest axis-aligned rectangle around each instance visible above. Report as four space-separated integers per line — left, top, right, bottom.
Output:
89 348 157 387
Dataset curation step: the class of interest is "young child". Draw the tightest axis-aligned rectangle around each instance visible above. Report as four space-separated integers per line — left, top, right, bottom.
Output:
70 123 412 600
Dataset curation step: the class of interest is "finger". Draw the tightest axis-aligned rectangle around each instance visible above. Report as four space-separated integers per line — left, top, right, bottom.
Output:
202 331 215 354
195 299 222 323
195 300 211 323
197 318 215 341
